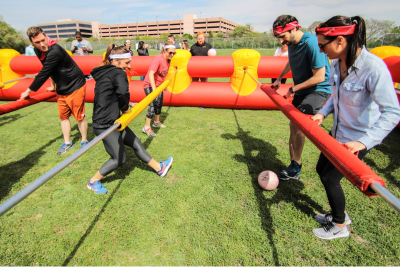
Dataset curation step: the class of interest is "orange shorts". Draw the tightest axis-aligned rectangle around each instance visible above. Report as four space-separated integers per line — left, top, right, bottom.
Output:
57 84 86 121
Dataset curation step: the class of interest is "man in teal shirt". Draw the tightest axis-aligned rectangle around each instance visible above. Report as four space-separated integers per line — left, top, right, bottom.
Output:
25 44 35 56
271 15 331 180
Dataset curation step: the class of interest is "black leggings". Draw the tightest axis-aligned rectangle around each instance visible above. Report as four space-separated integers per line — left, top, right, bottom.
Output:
144 87 163 119
93 126 152 176
316 149 369 224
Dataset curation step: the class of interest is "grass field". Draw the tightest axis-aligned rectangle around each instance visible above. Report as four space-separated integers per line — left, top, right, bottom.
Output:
0 96 399 265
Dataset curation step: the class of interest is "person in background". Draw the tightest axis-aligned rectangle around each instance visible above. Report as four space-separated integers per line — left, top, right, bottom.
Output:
311 15 400 239
168 35 181 49
71 31 93 56
142 42 175 137
124 40 134 56
25 44 36 56
21 27 88 155
271 39 289 84
181 40 190 51
137 41 149 81
271 15 331 181
190 32 212 82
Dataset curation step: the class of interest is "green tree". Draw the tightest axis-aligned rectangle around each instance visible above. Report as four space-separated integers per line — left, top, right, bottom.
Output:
232 25 248 37
208 31 214 38
135 35 140 41
65 37 75 42
0 15 27 54
182 33 193 39
306 21 324 34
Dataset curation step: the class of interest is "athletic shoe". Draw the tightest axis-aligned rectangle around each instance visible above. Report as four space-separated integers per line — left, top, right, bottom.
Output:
142 126 156 137
57 142 74 155
157 156 173 177
152 121 166 128
80 140 89 148
87 179 108 194
278 160 302 180
312 222 350 240
314 212 352 225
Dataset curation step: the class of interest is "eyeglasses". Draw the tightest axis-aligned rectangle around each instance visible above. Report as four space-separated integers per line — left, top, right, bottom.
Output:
318 38 336 50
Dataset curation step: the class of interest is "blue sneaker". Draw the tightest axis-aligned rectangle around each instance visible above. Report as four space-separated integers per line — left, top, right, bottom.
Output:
157 156 173 177
80 140 89 148
278 160 302 180
57 142 74 155
87 179 108 194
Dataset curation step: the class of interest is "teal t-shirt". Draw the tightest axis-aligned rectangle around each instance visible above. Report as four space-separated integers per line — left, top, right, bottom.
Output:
288 32 331 95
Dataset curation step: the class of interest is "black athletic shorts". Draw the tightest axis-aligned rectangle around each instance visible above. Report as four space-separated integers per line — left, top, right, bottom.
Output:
292 91 331 115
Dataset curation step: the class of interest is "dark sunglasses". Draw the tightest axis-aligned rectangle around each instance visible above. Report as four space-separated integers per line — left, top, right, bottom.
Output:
167 51 176 56
318 38 336 50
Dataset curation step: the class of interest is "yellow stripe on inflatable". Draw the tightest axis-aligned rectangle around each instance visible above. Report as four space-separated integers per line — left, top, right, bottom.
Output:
166 49 192 94
0 49 23 89
370 46 400 59
230 49 261 96
115 70 176 131
65 50 72 56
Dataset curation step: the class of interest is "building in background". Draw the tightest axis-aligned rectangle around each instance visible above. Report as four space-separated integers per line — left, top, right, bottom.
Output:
37 15 239 39
37 19 100 39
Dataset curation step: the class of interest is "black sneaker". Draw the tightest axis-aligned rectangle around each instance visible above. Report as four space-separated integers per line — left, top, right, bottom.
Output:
278 160 302 180
57 142 74 155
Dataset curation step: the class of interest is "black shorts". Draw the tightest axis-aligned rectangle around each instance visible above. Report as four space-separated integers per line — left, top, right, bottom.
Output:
292 91 331 115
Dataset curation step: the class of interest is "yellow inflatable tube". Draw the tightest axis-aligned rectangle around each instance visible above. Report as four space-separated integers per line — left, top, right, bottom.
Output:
0 49 23 89
167 49 192 94
115 68 177 131
230 49 261 96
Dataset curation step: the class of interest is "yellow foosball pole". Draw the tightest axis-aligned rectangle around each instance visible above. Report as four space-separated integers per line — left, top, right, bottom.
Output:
115 68 177 131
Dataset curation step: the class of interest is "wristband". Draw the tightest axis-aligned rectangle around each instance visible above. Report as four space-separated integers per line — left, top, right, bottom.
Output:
289 86 294 93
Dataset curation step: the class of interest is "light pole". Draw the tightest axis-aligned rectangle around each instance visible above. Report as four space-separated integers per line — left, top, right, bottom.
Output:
200 12 202 19
136 17 138 37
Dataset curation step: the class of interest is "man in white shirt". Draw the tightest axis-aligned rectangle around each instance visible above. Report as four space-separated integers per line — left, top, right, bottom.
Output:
71 31 93 55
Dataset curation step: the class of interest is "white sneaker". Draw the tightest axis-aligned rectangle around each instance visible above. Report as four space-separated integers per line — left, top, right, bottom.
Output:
313 222 350 240
314 212 352 225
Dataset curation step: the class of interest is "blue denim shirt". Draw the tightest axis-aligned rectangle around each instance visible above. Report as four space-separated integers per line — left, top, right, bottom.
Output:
319 48 400 150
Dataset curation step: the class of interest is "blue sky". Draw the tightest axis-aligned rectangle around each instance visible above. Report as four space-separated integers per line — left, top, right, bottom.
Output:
2 0 400 34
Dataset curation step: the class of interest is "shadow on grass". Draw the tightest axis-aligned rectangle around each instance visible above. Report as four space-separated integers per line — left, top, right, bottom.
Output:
221 110 324 266
362 127 400 190
0 114 23 127
62 108 171 266
0 125 80 202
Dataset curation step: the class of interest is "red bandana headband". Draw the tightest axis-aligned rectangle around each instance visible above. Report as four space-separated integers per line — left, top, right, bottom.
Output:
40 35 58 60
315 24 356 36
273 21 302 36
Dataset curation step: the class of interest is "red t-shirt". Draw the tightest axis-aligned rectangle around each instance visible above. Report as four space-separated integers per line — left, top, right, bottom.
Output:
143 53 170 88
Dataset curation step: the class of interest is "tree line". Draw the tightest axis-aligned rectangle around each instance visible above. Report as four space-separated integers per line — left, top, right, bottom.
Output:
1 15 399 54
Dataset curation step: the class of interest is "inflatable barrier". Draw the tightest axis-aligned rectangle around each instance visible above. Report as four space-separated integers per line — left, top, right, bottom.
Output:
1 49 293 110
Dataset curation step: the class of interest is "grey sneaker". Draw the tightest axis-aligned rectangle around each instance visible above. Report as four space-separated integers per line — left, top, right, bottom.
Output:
313 222 350 240
314 212 352 225
142 126 156 137
57 142 74 155
152 121 166 128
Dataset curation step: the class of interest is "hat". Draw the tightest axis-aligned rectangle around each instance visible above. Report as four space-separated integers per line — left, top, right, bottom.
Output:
125 40 131 43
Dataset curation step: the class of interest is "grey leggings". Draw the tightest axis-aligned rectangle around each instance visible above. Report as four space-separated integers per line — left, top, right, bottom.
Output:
93 126 152 176
144 87 163 119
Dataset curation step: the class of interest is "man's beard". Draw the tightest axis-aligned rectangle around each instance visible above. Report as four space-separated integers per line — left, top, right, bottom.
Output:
167 59 171 63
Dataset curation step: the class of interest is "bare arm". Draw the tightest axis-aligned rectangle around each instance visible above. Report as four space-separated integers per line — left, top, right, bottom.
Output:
292 66 326 93
149 71 157 90
272 61 291 90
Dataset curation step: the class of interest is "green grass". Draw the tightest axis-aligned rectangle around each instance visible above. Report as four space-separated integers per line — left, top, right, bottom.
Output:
0 101 399 265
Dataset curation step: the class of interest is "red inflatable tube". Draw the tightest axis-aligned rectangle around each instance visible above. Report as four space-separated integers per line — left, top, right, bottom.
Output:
260 84 385 197
187 56 234 77
383 56 400 83
0 91 56 115
2 78 290 110
9 55 292 78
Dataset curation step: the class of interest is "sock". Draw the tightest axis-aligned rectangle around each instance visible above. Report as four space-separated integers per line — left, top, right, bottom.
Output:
336 223 345 228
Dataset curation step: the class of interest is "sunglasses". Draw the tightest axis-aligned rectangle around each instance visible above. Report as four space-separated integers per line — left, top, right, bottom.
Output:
167 51 176 56
318 38 336 50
